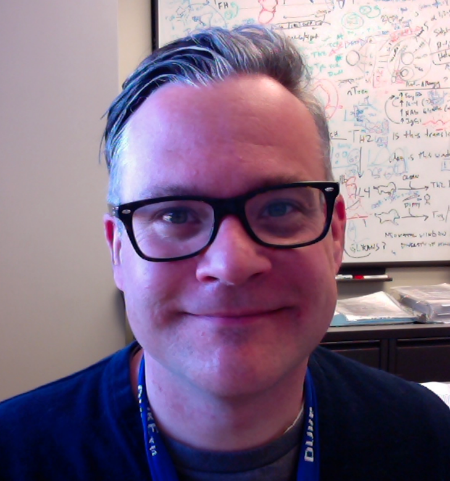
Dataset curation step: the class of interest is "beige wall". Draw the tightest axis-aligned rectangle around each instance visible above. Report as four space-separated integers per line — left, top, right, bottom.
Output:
0 0 151 401
118 0 152 84
117 0 152 344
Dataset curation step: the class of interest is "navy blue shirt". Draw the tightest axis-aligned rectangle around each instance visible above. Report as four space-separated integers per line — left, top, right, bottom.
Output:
1 343 450 480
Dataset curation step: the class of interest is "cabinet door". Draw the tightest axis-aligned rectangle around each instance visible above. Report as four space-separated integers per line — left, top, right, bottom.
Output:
321 340 386 370
391 337 450 382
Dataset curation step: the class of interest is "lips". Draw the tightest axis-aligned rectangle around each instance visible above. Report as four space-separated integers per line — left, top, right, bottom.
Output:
186 308 286 324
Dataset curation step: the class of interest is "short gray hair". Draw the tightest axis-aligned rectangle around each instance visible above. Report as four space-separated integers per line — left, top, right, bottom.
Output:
103 25 332 205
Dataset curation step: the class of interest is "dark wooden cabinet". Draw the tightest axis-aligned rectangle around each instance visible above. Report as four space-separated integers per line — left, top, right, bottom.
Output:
321 324 450 382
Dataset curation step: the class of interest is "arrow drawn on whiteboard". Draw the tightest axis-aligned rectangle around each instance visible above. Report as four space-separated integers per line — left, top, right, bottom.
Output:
397 181 429 191
375 209 400 224
402 209 429 221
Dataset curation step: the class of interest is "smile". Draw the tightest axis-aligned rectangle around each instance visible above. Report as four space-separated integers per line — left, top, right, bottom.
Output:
186 308 287 324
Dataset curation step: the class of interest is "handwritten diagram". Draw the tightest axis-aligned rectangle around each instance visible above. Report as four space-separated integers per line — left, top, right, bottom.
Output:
158 0 450 264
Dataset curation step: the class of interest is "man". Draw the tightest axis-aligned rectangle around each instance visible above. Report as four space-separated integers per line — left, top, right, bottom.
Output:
1 25 449 480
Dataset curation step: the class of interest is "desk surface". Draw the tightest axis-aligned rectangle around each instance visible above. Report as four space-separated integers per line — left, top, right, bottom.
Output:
324 323 450 342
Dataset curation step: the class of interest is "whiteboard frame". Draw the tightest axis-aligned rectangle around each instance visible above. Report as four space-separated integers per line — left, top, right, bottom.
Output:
341 259 450 269
152 0 161 50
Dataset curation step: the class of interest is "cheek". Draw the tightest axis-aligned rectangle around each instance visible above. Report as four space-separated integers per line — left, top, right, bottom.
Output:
120 245 194 327
121 240 182 292
122 264 183 355
287 243 338 314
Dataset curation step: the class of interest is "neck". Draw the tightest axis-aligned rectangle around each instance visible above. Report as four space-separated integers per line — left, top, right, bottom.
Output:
130 348 306 451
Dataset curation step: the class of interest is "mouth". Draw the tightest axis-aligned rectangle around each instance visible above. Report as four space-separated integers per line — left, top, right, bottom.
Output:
186 308 287 325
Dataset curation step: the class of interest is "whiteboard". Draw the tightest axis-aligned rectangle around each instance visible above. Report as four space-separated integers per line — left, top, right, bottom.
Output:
154 0 450 265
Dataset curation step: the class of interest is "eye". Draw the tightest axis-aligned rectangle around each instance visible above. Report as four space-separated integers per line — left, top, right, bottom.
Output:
264 201 294 218
161 208 191 224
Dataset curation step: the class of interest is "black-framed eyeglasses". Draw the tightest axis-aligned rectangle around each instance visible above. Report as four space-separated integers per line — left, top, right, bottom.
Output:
109 182 339 262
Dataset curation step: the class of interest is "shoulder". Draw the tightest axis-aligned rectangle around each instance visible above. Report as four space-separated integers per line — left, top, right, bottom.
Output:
310 346 450 411
310 347 450 480
0 343 135 416
0 343 141 480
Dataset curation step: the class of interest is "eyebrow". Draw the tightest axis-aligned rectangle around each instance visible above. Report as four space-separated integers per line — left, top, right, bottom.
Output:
135 176 309 200
136 185 203 199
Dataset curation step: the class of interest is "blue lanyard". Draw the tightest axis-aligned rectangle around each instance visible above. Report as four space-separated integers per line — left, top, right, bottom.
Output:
138 358 320 481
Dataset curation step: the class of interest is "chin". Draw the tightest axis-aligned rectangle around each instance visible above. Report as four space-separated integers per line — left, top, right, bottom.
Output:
181 347 308 399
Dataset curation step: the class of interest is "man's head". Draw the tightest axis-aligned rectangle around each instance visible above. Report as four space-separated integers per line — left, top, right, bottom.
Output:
103 25 333 206
103 25 345 400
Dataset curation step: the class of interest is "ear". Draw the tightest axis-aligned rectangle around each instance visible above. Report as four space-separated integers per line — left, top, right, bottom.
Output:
330 194 346 273
104 213 124 291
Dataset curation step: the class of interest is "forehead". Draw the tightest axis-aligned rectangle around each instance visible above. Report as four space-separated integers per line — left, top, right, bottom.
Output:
119 75 325 201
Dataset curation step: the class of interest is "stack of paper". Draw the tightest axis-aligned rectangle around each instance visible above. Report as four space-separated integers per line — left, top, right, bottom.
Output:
390 283 450 324
421 382 450 408
332 291 417 327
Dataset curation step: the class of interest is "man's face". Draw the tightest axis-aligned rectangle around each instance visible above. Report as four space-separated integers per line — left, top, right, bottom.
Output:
105 75 345 398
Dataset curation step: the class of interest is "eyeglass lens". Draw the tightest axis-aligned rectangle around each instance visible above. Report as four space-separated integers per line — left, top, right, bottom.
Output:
131 186 328 259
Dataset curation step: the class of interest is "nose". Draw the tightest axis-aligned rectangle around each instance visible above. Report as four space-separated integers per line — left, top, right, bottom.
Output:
195 216 272 286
